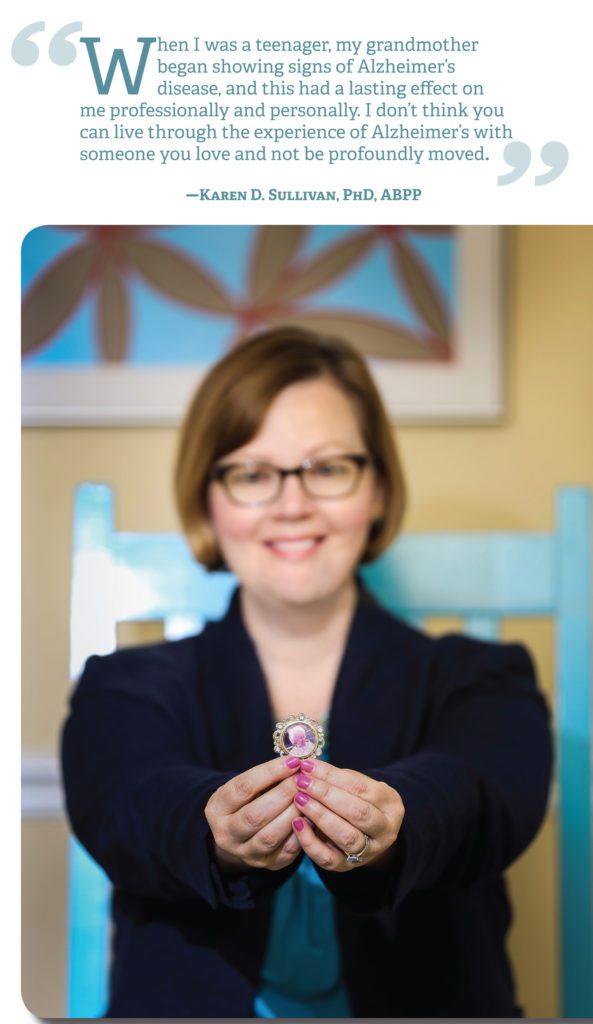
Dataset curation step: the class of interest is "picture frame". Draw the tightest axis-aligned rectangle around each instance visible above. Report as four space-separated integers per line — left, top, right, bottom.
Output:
21 225 503 426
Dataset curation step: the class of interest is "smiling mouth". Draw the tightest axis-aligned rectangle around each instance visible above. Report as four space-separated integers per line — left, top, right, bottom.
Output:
264 537 325 559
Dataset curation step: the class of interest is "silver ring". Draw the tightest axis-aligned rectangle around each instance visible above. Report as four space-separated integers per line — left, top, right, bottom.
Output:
345 833 370 864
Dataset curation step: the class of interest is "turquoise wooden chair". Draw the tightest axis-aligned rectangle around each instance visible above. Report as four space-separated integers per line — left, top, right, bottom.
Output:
65 483 592 1018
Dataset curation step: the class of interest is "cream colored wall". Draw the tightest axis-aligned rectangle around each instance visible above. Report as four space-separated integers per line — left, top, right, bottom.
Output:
22 226 593 1017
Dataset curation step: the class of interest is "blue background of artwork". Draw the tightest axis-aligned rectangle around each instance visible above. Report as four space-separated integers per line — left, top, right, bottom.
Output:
21 225 455 367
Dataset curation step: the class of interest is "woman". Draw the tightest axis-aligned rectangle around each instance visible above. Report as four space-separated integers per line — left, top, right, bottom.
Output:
61 326 552 1018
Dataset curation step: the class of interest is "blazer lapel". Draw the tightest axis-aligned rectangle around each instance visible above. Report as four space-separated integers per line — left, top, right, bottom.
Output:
328 589 405 770
197 588 276 772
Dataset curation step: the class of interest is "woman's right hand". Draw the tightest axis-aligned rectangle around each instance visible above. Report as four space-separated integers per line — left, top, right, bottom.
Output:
205 756 303 872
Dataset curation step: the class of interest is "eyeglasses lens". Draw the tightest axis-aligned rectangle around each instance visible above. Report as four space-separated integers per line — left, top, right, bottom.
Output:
304 458 357 497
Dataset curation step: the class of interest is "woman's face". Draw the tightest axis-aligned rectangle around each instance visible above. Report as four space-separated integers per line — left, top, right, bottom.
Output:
207 377 384 610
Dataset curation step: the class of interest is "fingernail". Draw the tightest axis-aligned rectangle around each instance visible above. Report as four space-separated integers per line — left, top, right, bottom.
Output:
296 773 311 789
300 760 315 773
292 818 305 832
286 756 300 768
295 792 309 807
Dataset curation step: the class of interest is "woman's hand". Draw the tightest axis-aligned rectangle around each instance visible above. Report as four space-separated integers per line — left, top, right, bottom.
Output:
289 760 404 872
205 756 304 873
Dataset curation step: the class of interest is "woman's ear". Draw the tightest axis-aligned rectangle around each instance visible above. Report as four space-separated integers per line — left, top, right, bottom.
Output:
367 477 387 542
371 475 387 523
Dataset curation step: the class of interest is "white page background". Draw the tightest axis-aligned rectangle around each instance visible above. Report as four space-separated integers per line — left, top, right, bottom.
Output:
5 2 591 1020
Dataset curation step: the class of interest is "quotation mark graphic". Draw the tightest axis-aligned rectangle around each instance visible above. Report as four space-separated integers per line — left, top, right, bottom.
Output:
497 141 569 186
11 21 83 66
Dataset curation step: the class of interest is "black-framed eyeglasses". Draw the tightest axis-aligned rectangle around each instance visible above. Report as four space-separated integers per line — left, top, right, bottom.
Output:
210 454 372 506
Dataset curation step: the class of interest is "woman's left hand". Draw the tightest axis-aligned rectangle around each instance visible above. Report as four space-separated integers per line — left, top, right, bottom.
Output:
289 760 404 872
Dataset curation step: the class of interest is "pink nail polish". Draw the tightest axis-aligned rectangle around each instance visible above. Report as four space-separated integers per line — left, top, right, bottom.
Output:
300 760 315 773
286 756 300 768
296 774 311 789
292 818 305 832
295 792 309 807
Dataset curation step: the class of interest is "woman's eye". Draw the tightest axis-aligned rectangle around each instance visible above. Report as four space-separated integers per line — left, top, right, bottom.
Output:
313 461 348 476
234 468 272 485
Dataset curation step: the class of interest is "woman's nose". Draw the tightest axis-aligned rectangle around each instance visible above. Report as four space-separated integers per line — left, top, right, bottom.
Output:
272 471 315 516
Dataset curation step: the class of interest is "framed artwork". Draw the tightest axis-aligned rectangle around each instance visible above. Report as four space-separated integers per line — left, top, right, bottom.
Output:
21 224 503 425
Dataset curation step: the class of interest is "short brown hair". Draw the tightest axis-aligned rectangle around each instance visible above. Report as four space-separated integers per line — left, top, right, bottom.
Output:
174 326 406 570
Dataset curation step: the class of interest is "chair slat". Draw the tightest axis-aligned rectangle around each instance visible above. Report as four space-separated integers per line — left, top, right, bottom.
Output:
362 534 555 615
113 533 236 621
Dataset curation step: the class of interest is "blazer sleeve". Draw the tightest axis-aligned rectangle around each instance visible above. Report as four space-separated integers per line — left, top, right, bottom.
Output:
316 637 553 913
60 647 300 911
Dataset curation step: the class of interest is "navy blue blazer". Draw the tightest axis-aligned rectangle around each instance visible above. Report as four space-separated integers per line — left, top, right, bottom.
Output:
61 585 552 1017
